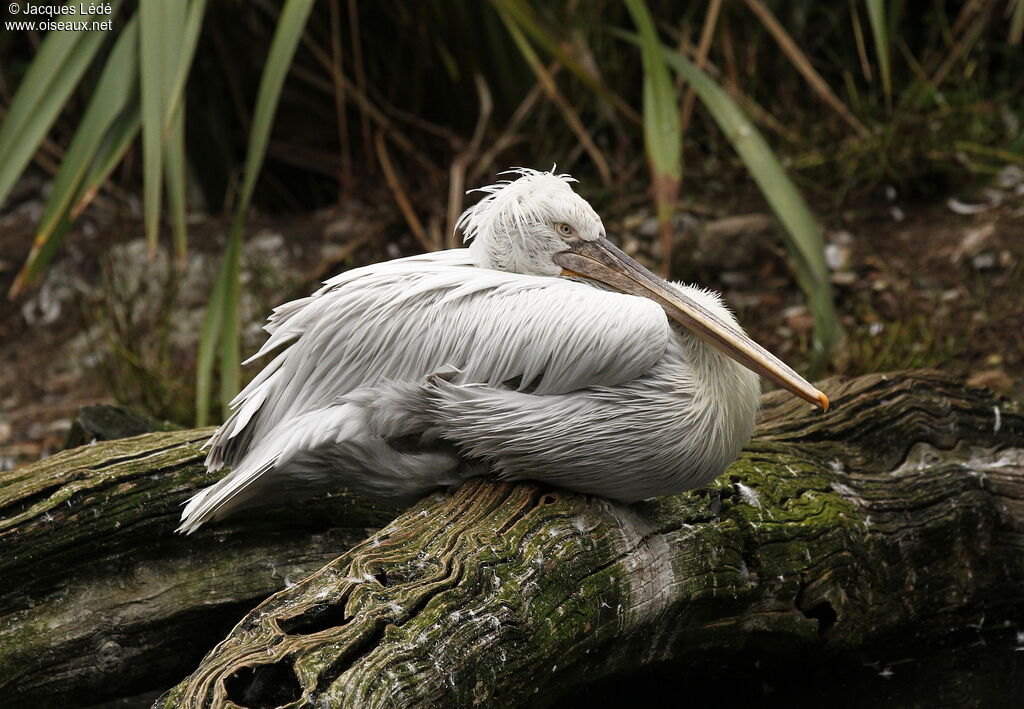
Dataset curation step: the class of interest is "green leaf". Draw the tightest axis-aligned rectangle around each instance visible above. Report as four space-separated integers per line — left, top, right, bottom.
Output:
624 0 681 183
165 104 188 267
1011 0 1024 45
80 106 143 194
138 0 205 261
167 0 209 123
8 1 205 294
0 1 121 209
195 245 230 427
624 34 839 357
140 0 185 252
163 0 209 267
217 234 243 420
624 0 682 274
11 16 139 296
162 0 207 268
488 0 640 123
865 0 892 101
196 0 317 423
491 2 612 185
14 107 142 295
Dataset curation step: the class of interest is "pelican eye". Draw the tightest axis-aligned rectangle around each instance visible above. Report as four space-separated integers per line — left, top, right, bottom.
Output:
556 222 575 238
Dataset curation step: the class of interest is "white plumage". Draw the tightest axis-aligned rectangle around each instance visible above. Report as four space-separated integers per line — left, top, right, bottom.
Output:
179 169 824 534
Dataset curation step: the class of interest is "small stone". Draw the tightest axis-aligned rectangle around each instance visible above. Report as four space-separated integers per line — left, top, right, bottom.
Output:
997 165 1023 190
636 217 659 238
971 252 997 270
621 211 649 231
828 229 855 246
719 271 749 287
951 223 995 263
947 198 992 215
620 236 645 258
967 369 1012 393
787 314 813 334
825 243 852 271
726 292 764 309
703 213 774 238
780 305 809 332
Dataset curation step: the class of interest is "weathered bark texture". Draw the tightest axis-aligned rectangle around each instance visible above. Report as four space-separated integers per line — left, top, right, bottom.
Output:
0 428 400 707
150 371 1024 708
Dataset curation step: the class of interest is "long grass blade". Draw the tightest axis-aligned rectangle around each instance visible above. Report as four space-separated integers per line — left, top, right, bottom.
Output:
9 16 139 296
1008 0 1024 44
12 108 142 295
624 0 682 277
493 2 613 186
0 2 120 209
162 0 208 268
215 235 242 423
743 0 869 137
164 0 208 265
680 0 722 136
489 0 641 125
849 0 874 82
195 247 230 427
376 133 433 252
166 0 209 125
641 37 839 359
140 0 196 257
165 105 188 268
77 107 143 209
9 1 202 295
197 0 317 423
865 0 892 104
140 0 172 253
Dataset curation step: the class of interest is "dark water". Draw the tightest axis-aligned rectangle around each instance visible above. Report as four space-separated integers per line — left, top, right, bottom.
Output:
82 636 1024 708
567 639 1024 709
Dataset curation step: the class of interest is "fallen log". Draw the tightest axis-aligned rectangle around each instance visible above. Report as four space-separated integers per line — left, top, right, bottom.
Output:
0 428 400 707
154 371 1024 708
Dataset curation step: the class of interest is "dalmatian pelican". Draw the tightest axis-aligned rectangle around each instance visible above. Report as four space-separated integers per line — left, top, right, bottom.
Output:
179 169 827 533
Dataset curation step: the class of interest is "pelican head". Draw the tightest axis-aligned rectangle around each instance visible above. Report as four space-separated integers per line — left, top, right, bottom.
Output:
459 168 606 277
459 168 829 411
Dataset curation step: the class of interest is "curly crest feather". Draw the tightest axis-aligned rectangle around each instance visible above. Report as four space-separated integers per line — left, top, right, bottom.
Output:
455 167 604 276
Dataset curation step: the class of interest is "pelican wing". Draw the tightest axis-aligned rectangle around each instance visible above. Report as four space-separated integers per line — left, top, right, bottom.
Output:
206 249 671 470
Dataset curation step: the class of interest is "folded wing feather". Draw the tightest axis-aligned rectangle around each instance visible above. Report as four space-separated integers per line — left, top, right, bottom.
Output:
182 249 671 532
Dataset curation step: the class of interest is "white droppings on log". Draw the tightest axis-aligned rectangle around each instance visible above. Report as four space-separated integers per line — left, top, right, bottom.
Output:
894 442 1024 479
829 481 866 508
966 447 1024 471
736 482 761 508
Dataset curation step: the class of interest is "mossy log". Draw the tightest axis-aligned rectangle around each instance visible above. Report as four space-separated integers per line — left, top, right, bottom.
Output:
152 371 1024 708
0 429 400 707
